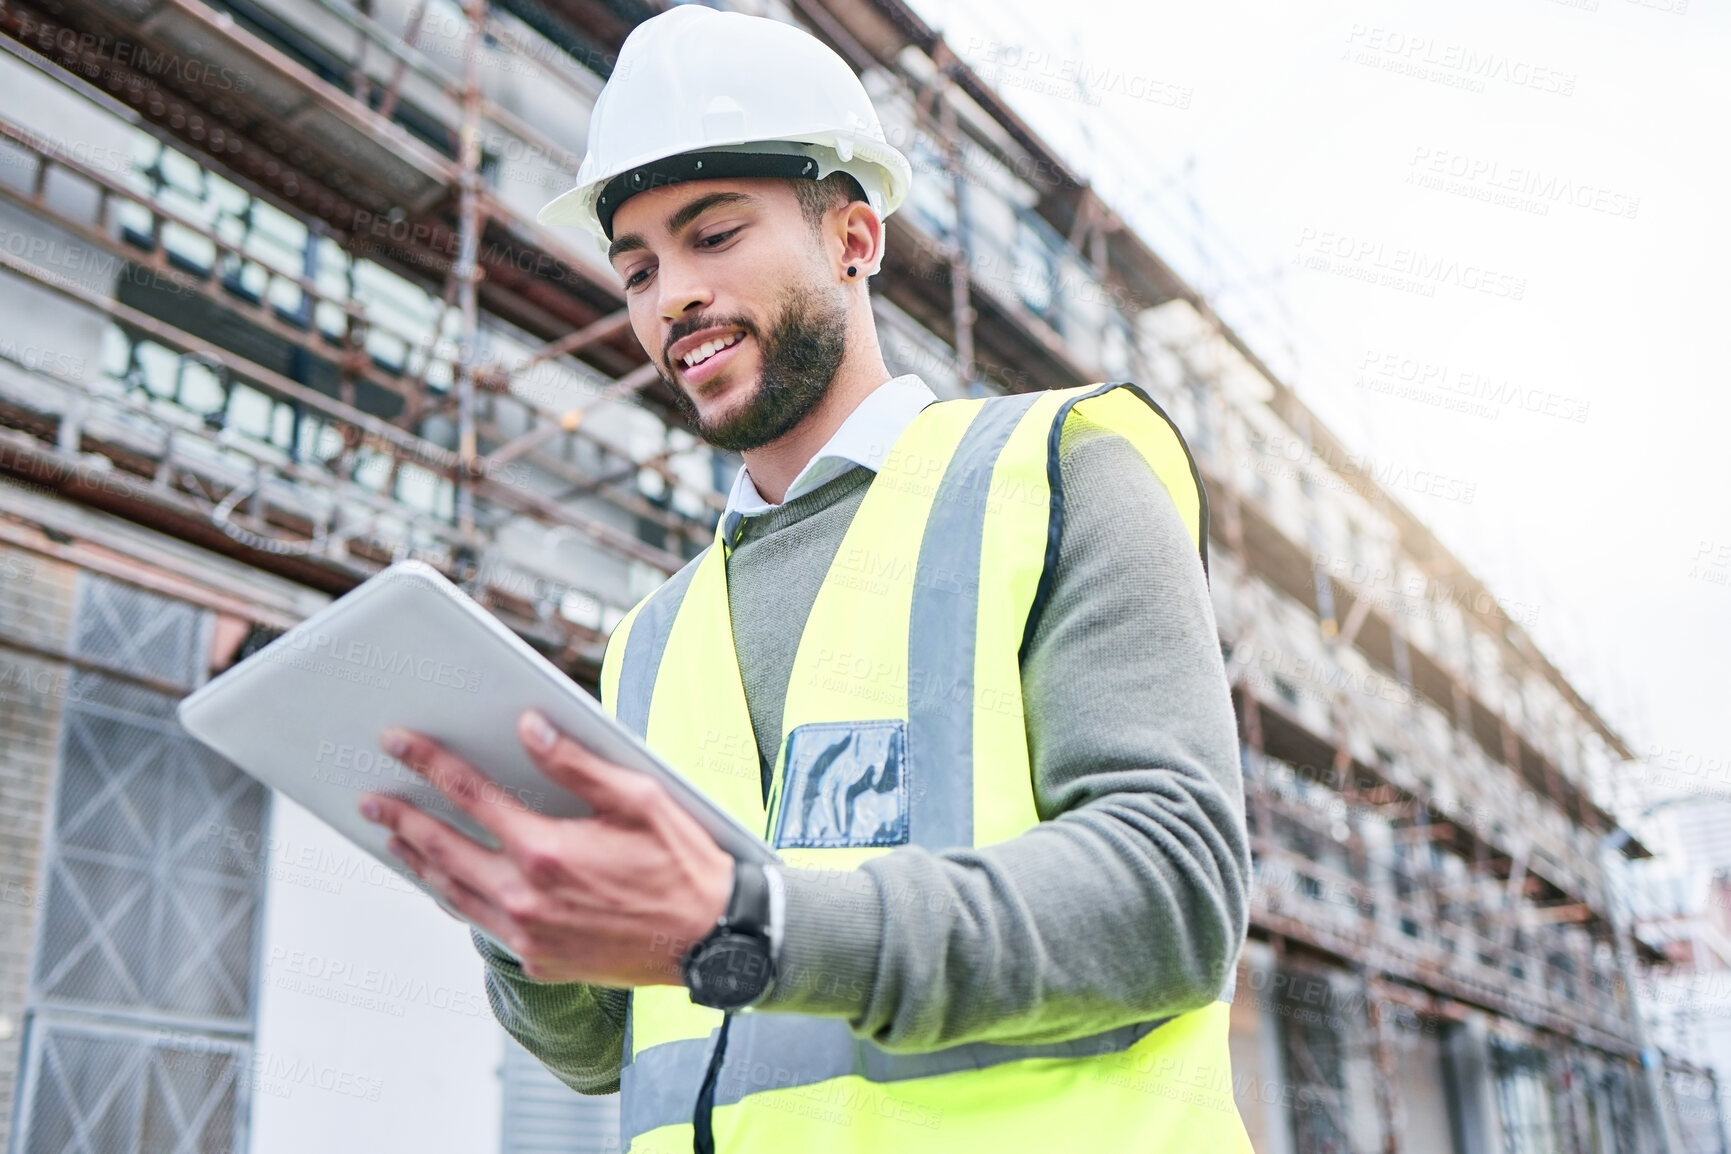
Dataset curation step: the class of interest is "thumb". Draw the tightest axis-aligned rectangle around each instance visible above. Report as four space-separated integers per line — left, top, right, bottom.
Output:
517 710 661 820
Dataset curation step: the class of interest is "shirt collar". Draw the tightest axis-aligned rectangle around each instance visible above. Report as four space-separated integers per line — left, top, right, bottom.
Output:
720 373 938 539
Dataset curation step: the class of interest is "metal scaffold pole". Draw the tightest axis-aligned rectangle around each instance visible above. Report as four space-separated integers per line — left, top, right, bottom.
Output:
454 0 487 536
930 49 976 395
1364 971 1407 1154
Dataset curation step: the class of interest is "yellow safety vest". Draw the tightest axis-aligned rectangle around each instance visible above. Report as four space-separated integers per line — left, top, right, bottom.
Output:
599 382 1251 1153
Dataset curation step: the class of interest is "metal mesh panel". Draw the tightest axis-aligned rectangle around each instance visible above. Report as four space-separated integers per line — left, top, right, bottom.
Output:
68 578 203 690
16 574 265 1154
16 1019 244 1154
32 671 264 1023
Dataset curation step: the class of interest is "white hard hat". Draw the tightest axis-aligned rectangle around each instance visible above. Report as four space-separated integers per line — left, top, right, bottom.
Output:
538 5 913 243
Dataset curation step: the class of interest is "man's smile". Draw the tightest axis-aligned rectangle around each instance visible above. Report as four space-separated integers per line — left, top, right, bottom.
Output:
669 327 752 388
678 333 754 387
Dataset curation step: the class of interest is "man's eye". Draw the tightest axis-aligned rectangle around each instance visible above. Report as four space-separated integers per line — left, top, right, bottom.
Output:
698 228 741 248
623 267 652 291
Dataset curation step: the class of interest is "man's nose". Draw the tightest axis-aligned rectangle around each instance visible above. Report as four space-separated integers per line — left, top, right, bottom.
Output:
656 258 711 324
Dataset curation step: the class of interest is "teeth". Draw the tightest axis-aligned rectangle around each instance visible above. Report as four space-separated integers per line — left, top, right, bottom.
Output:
681 332 741 368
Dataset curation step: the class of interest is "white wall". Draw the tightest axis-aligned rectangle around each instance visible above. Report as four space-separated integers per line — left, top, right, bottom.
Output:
249 795 503 1154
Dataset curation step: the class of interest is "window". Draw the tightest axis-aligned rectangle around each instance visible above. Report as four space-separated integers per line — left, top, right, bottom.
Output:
119 141 454 386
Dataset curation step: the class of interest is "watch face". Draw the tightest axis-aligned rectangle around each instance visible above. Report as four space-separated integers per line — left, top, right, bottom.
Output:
686 933 775 1010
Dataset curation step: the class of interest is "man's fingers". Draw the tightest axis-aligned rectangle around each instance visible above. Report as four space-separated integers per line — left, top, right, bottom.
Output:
387 835 461 920
362 792 516 902
518 710 662 821
389 835 513 938
381 728 537 844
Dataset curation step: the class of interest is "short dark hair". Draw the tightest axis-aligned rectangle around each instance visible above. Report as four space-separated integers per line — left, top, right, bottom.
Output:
790 170 868 234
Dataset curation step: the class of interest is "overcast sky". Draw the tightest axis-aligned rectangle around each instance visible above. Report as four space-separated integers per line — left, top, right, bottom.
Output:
915 0 1731 841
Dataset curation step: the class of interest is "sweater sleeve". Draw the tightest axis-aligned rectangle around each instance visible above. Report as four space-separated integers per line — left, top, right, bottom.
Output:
754 416 1252 1050
469 928 630 1094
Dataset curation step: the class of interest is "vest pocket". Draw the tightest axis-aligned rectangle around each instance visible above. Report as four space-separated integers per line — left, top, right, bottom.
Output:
772 720 910 848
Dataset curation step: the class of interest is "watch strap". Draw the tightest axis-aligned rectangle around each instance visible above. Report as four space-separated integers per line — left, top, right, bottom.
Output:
722 858 771 938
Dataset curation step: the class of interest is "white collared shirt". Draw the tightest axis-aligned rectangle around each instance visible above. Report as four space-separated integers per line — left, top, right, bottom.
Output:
720 374 937 540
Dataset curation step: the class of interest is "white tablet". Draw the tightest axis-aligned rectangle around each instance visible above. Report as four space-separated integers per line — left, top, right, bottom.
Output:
177 560 779 926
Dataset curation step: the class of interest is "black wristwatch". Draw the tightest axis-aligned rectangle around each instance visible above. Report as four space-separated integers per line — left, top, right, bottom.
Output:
681 859 779 1010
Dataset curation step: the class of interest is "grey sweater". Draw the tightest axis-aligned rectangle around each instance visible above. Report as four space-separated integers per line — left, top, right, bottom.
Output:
471 413 1251 1087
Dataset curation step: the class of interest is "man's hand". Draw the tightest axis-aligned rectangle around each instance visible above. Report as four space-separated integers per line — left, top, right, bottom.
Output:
356 710 732 986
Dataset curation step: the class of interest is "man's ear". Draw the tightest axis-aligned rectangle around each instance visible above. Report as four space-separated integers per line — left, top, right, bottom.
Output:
835 199 885 280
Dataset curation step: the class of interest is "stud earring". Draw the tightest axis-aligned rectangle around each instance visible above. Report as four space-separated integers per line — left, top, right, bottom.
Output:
846 265 858 277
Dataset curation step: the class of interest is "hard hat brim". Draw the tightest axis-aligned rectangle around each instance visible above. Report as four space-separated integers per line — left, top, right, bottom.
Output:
536 185 593 230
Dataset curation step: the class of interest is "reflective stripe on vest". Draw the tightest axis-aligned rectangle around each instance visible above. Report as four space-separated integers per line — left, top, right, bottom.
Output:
598 382 1252 1154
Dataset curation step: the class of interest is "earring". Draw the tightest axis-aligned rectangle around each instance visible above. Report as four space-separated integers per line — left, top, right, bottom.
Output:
846 265 858 277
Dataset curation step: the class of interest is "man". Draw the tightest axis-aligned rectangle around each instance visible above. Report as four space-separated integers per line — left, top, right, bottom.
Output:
358 6 1253 1152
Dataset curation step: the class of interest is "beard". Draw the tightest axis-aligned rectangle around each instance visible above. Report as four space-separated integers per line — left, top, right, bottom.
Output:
660 280 848 453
